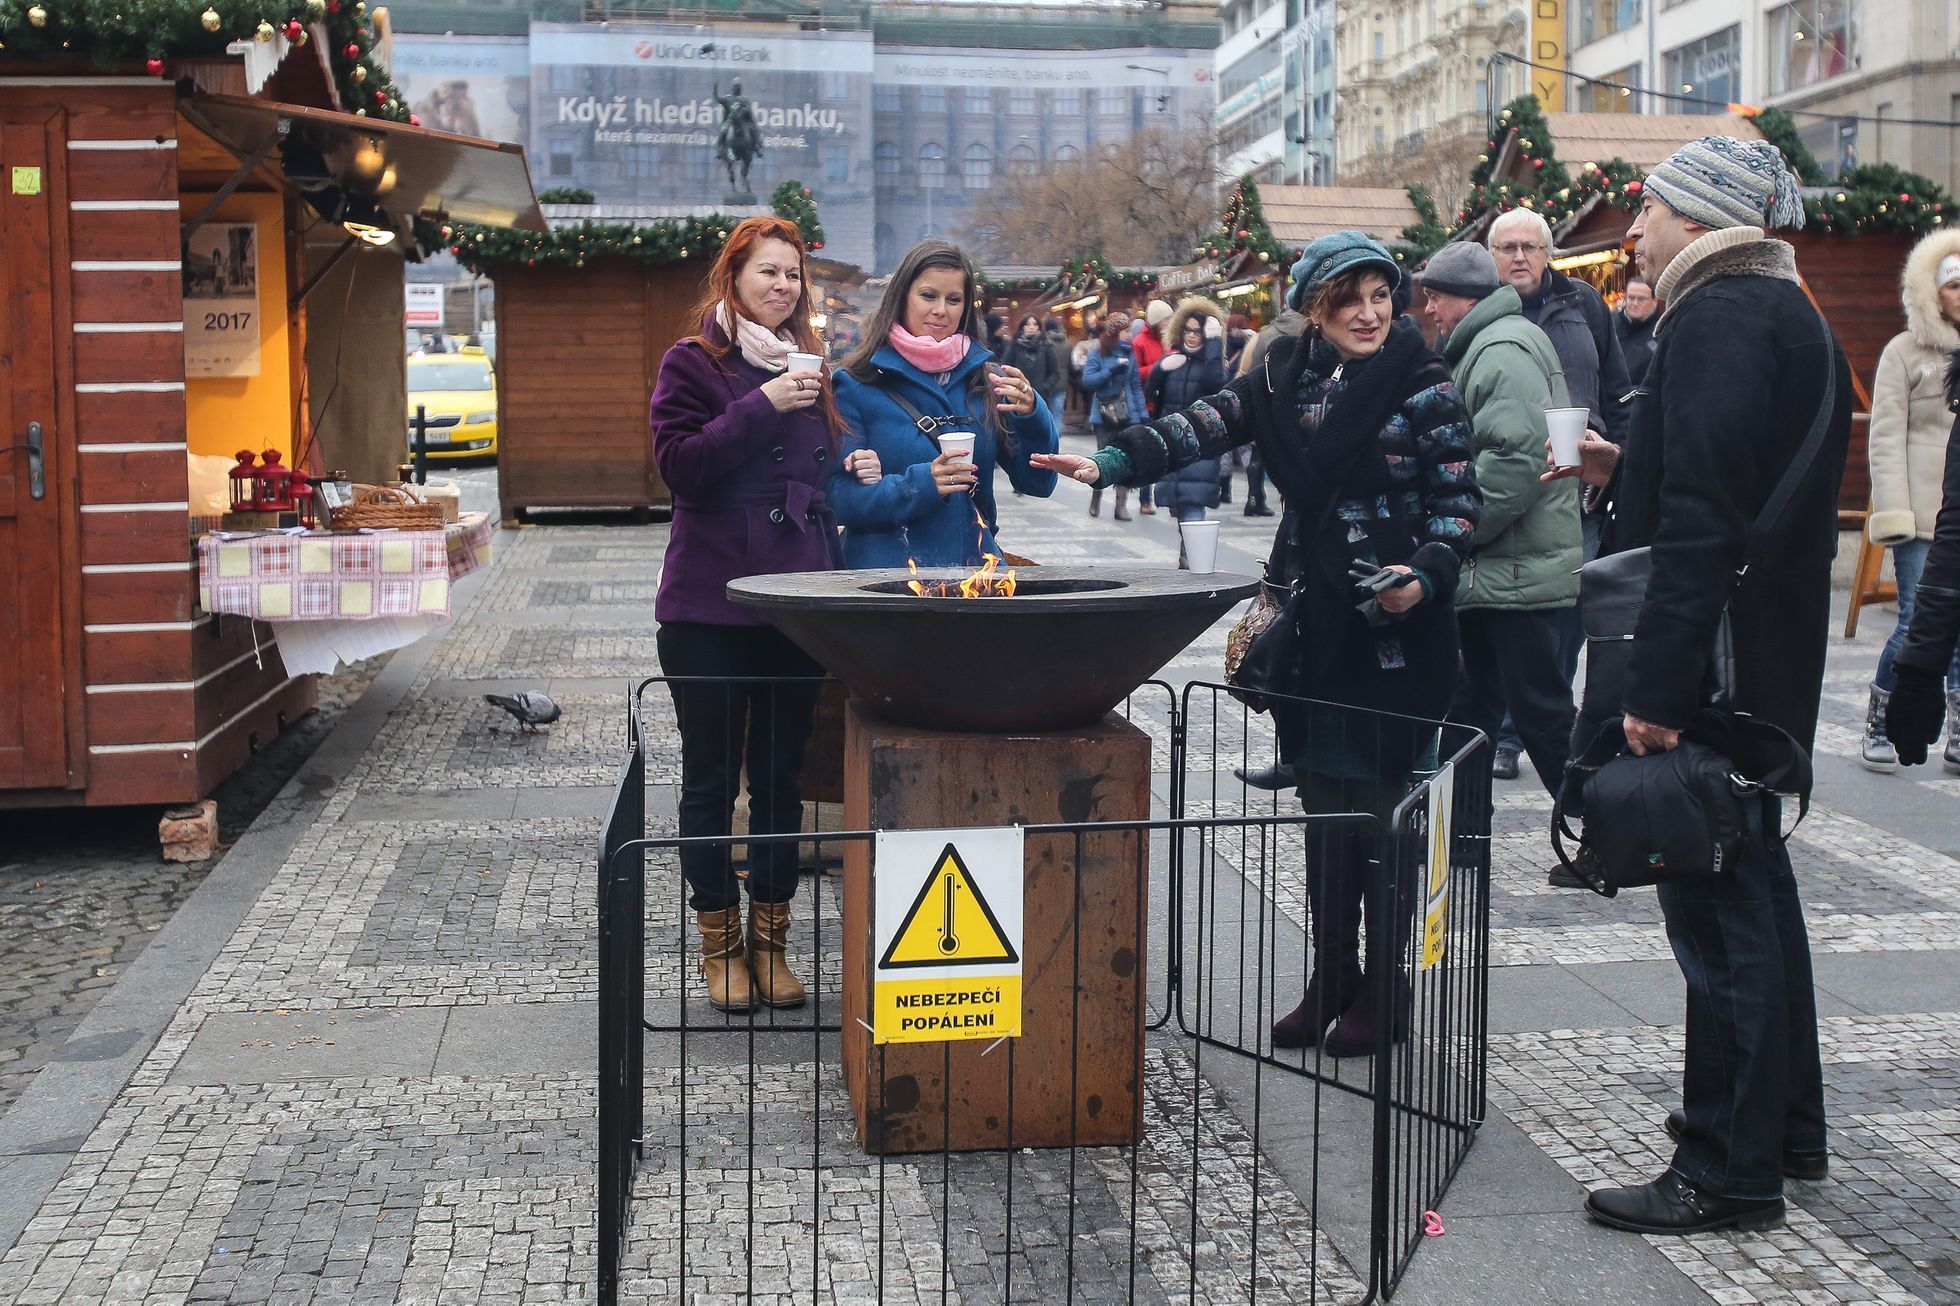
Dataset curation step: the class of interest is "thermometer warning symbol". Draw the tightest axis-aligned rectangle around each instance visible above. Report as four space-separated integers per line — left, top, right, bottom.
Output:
880 843 1018 969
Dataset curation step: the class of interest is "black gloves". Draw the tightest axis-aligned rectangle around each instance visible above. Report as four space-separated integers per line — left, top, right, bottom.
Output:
1886 663 1947 766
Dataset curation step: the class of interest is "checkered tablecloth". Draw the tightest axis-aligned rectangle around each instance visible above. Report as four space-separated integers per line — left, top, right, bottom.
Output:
197 513 494 622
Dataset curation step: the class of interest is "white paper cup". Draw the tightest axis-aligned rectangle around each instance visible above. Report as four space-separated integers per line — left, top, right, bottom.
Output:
786 351 823 375
938 433 976 466
1545 407 1589 468
1179 520 1220 574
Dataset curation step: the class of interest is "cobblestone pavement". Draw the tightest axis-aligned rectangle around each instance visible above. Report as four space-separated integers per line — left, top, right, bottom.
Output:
0 658 385 1117
1 453 1955 1304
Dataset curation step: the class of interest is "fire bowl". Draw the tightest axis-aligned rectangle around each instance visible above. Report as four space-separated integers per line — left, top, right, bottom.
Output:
727 567 1259 733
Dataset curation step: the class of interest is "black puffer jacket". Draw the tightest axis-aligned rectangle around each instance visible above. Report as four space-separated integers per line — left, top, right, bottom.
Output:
1895 354 1960 678
1002 333 1061 398
1520 266 1631 446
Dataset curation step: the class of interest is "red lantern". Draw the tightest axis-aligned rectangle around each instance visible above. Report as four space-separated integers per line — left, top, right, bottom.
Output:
229 450 260 511
254 449 294 511
287 469 314 526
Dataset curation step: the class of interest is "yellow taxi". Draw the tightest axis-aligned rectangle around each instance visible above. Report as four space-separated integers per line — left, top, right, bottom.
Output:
406 347 498 460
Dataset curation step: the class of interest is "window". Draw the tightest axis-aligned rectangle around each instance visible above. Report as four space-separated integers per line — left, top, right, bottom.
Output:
918 142 946 189
1219 44 1280 101
1099 87 1128 117
1373 32 1384 62
1053 89 1081 116
875 140 901 181
963 143 992 191
549 139 575 177
824 144 850 184
1577 0 1642 47
1053 143 1080 165
1007 143 1038 176
549 63 577 93
875 85 900 113
1768 0 1859 95
822 72 852 102
966 88 992 113
875 224 897 270
1664 25 1740 113
1583 64 1641 112
920 86 946 113
1010 88 1038 115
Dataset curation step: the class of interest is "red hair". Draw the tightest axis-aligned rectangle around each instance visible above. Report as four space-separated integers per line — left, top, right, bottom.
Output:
688 215 842 435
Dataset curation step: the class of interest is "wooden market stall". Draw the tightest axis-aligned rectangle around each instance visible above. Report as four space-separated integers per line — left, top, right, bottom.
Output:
0 28 541 812
468 202 860 524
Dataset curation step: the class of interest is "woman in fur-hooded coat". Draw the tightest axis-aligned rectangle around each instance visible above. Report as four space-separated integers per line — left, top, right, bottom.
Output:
1858 227 1960 768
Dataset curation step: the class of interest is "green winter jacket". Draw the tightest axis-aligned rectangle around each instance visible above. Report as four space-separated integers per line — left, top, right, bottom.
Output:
1442 287 1582 611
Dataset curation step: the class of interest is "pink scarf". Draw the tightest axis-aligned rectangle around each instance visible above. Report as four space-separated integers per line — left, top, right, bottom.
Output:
887 323 970 374
715 302 794 373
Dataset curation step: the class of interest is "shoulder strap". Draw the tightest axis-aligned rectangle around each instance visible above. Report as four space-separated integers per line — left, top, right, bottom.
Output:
868 368 963 438
1744 317 1838 568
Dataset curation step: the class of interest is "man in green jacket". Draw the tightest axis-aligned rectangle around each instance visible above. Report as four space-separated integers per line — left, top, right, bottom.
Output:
1419 241 1582 795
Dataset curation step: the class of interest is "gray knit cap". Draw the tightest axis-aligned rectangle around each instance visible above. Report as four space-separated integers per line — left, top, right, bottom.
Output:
1416 242 1501 299
1644 136 1807 232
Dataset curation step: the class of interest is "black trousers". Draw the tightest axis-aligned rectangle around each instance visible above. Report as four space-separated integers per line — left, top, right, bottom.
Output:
656 621 823 912
1658 797 1826 1200
1449 607 1577 796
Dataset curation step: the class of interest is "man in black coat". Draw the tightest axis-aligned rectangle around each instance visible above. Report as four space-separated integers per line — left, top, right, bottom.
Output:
1556 137 1853 1237
1614 274 1660 387
1886 361 1960 765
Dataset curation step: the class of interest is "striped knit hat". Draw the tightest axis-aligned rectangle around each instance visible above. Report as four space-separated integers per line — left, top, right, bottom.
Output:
1644 136 1806 232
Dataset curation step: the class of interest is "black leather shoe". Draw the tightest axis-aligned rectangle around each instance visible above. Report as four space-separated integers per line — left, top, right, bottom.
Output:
1244 503 1276 517
1547 863 1585 888
1585 1171 1784 1235
1491 747 1521 780
1233 762 1297 791
1664 1111 1829 1182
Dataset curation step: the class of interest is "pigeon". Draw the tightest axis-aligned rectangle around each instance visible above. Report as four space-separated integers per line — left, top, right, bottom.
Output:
484 691 561 733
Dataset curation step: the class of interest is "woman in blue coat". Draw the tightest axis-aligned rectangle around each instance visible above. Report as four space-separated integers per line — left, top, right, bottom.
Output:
829 240 1059 567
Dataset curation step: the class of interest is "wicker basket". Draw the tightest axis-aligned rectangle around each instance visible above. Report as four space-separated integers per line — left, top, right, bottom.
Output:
328 485 446 532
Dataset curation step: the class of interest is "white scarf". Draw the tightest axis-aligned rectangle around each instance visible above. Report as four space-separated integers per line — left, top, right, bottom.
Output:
715 302 795 373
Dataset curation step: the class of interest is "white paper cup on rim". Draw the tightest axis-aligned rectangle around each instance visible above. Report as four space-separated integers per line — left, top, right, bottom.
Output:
1545 407 1589 468
1179 520 1220 574
786 351 823 375
938 433 976 466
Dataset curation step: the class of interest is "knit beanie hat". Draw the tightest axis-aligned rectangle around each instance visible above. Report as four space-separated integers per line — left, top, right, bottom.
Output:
1940 255 1960 288
1286 229 1401 312
1417 242 1501 300
1643 136 1807 232
1145 299 1174 328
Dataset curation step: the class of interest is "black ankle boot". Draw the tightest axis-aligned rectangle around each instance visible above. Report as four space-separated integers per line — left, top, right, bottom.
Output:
1322 974 1410 1058
1272 962 1360 1049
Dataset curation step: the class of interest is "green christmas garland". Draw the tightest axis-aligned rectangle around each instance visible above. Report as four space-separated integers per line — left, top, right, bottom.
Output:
445 182 825 275
0 0 413 125
1394 184 1451 267
1804 163 1950 236
1191 175 1291 269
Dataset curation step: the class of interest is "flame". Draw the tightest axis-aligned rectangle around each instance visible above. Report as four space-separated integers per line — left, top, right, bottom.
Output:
904 554 1017 598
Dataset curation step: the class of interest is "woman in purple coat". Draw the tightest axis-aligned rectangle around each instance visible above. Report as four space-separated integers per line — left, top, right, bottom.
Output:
648 215 877 1012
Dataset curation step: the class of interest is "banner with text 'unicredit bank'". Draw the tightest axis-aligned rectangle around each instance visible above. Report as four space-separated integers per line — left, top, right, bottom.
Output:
525 22 875 269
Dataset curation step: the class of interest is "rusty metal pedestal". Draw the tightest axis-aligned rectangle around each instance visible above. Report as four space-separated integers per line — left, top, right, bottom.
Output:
840 702 1150 1155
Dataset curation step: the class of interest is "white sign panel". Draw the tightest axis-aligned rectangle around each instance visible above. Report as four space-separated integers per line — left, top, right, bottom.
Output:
182 223 260 379
404 283 445 330
873 826 1024 1044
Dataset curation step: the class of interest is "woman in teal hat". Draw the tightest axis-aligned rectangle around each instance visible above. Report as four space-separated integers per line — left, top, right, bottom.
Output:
1035 230 1483 1057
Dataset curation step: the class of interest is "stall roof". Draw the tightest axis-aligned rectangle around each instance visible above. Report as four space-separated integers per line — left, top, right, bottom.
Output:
1517 112 1766 174
1259 186 1421 246
541 202 771 226
179 91 545 234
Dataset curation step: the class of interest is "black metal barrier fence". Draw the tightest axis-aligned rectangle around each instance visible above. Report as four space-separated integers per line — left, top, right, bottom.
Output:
599 676 1492 1303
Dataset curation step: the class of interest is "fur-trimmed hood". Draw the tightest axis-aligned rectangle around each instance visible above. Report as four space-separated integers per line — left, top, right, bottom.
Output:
1901 227 1960 354
1160 295 1228 350
1655 226 1801 319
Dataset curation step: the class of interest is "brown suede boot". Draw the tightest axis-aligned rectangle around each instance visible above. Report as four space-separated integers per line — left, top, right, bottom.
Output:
746 900 807 1008
696 906 753 1012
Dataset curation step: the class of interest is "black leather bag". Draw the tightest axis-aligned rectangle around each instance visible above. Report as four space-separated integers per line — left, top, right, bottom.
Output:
1552 713 1812 897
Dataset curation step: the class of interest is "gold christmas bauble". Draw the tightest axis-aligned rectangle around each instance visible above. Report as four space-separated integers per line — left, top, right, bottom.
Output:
27 5 48 28
255 21 275 42
201 8 221 31
351 65 367 83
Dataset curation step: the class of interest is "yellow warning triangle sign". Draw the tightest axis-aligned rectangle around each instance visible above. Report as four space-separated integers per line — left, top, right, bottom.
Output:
879 843 1018 969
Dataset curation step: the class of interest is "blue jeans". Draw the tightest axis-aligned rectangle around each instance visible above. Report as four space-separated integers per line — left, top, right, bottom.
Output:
1876 537 1960 692
1658 796 1826 1200
1173 505 1207 523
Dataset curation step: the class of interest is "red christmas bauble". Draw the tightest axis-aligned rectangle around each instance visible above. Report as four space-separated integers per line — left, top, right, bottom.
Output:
1626 180 1642 193
147 58 166 77
1899 193 1912 203
285 20 303 40
374 90 386 106
451 246 461 256
327 0 339 10
344 42 361 59
409 114 421 127
1236 229 1248 239
1533 158 1545 170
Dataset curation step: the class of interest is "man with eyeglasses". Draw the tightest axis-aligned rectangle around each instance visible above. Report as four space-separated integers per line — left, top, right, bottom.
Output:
1486 210 1632 822
1614 274 1660 387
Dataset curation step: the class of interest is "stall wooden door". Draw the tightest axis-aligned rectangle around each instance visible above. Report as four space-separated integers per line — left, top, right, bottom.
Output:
0 102 74 790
